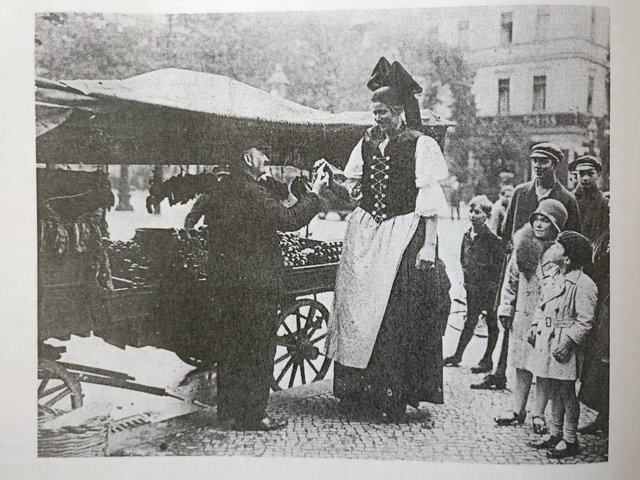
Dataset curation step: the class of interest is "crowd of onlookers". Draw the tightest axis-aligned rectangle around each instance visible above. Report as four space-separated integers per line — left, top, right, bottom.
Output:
444 143 610 459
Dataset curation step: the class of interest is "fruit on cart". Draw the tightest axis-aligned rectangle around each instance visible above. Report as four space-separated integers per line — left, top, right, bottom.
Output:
278 232 342 268
105 227 209 287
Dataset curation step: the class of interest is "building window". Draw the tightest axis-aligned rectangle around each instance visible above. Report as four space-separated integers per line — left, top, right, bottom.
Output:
458 20 469 48
536 7 550 40
501 12 513 44
498 78 510 116
533 75 547 112
590 7 597 41
587 76 594 113
428 26 439 43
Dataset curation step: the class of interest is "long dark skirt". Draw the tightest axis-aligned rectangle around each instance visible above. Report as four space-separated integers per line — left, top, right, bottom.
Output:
333 220 451 415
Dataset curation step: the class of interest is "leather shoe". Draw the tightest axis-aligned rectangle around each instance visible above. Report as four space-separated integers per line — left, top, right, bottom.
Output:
443 355 461 367
494 411 526 426
235 416 288 431
470 362 493 374
528 434 561 449
470 374 506 390
547 439 579 459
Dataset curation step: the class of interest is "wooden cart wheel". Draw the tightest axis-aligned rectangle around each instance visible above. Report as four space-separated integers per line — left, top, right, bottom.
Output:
271 298 332 391
38 359 83 414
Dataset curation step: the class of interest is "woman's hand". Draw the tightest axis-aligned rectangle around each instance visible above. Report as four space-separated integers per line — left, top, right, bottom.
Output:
552 338 574 363
415 244 436 270
311 168 330 195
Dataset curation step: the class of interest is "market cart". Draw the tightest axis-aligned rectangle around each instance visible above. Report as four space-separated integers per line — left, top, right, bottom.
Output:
35 68 452 412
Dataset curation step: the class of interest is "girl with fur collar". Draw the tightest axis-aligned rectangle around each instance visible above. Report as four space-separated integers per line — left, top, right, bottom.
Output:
494 199 568 435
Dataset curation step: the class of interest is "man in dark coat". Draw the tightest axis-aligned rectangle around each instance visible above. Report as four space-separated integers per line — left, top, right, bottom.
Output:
569 154 609 244
204 147 328 430
471 142 581 390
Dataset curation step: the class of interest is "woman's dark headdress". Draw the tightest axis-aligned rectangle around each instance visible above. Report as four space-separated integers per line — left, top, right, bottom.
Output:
367 57 423 129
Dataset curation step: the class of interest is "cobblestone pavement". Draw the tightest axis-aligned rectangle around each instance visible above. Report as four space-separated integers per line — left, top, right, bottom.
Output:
115 365 608 464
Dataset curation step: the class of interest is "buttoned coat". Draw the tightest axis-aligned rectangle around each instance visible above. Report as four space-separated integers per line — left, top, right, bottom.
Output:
497 225 554 370
527 270 597 380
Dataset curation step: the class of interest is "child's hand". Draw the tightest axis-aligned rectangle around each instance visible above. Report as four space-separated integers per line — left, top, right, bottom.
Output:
552 338 574 363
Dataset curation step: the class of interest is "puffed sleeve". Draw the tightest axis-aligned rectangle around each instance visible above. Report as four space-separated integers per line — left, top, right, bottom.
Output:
342 138 364 200
414 135 449 217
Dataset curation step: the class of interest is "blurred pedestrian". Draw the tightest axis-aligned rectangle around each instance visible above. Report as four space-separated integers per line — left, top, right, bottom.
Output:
527 231 596 458
450 175 462 220
490 199 567 431
489 184 514 238
472 143 581 390
569 154 609 243
443 195 504 373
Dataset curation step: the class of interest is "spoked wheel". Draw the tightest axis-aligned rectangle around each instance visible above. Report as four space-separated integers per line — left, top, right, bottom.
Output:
271 298 332 391
38 359 83 415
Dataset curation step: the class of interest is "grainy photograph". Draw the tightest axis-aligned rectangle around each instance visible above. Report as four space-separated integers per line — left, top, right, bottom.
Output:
34 4 610 464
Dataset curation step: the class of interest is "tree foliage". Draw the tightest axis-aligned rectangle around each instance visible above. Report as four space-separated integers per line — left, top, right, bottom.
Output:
35 11 530 197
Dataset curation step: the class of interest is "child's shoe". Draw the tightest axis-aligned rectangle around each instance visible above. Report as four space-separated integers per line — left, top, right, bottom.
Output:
546 439 579 459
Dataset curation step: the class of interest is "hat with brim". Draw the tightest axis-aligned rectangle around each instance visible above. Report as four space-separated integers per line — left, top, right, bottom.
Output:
529 198 568 234
530 142 564 163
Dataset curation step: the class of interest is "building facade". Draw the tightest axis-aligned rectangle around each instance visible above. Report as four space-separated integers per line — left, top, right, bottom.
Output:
426 5 610 184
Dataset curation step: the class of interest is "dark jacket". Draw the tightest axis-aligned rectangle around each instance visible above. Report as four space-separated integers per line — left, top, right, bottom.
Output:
460 222 505 295
204 171 322 294
502 180 581 246
573 185 609 243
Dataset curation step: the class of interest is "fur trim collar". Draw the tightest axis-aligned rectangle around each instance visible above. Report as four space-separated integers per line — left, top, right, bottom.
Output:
513 224 555 279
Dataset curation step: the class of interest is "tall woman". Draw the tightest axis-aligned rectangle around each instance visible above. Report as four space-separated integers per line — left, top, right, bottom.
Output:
322 60 451 421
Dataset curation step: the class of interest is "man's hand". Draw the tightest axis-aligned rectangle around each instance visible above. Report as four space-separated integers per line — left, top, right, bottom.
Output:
499 315 512 330
415 244 436 270
552 338 574 363
311 167 330 195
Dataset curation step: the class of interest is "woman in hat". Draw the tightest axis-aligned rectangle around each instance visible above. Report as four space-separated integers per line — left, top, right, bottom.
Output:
493 199 567 433
320 59 451 421
526 231 596 458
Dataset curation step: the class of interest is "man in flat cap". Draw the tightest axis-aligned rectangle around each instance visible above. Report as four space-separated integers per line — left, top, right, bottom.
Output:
472 142 581 391
203 147 329 431
569 154 609 243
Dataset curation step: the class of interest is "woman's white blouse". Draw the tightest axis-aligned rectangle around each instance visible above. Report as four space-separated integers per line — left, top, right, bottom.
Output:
342 134 449 217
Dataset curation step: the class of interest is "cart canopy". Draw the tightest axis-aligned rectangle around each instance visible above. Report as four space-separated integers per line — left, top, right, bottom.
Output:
36 68 452 169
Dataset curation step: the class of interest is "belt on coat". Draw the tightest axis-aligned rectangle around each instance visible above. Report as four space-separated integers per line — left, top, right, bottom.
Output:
543 316 575 328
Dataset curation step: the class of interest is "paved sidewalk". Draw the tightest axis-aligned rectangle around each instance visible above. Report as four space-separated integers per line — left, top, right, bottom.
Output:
112 365 608 464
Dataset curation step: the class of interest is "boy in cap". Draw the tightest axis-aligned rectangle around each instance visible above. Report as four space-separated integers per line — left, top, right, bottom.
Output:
569 154 609 243
472 142 581 390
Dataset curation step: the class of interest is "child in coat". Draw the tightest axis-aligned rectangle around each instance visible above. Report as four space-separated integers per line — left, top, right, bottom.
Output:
527 231 597 458
493 199 567 433
444 195 504 373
